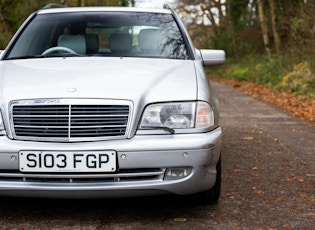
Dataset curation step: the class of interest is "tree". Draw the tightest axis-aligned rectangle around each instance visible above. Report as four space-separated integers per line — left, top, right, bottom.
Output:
174 0 228 50
268 0 281 55
257 0 271 57
0 0 54 48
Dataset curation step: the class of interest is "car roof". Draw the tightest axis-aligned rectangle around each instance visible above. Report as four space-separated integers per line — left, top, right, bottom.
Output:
37 7 172 15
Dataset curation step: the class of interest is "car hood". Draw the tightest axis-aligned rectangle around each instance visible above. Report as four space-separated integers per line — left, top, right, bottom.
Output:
0 57 197 104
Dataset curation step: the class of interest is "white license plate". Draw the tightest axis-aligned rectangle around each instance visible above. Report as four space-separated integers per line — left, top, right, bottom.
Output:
19 151 116 173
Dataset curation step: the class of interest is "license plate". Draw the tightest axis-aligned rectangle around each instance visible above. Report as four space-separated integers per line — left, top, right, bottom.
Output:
19 151 116 173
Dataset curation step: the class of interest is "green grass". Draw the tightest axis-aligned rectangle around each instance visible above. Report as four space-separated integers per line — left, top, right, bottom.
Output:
213 55 315 99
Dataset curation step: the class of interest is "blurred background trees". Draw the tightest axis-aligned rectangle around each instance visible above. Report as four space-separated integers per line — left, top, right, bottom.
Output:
0 0 314 97
176 0 314 60
175 0 314 98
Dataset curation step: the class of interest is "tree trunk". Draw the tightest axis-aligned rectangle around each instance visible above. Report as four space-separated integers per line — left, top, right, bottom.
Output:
206 5 219 36
257 0 271 57
269 0 281 55
79 0 85 6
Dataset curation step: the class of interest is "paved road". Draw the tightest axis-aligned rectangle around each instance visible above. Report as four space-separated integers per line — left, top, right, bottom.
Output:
0 81 314 229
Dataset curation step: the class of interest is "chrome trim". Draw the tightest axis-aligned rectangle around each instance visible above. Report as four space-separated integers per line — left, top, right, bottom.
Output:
0 168 166 183
9 99 133 142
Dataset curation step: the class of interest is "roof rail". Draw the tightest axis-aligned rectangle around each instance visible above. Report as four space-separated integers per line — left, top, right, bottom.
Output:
43 3 66 9
163 4 172 10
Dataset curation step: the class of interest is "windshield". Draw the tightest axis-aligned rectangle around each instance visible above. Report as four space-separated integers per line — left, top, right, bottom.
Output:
5 11 190 60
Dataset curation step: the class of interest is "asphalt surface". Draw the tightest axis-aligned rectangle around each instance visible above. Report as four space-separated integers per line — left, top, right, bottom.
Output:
0 80 314 229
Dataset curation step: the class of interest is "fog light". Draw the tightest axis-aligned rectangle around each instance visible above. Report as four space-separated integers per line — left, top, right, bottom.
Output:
164 168 192 180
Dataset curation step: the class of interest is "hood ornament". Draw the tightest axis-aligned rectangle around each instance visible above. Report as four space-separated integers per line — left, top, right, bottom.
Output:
67 87 77 93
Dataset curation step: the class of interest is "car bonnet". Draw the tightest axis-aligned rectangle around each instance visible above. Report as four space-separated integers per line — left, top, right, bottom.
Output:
0 57 197 104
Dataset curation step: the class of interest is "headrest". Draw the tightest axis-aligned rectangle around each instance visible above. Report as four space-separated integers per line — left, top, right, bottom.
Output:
138 29 162 51
109 34 132 53
58 35 86 54
85 34 99 54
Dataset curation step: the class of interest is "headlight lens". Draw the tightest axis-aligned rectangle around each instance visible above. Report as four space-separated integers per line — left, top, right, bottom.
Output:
196 101 215 128
139 101 214 130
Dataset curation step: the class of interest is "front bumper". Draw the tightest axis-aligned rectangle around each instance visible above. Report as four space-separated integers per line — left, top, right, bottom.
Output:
0 128 222 198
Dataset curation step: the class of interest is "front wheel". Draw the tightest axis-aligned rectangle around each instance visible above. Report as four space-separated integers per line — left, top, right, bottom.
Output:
194 156 221 204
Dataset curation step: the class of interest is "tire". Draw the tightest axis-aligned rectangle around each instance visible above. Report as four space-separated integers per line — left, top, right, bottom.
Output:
194 156 221 204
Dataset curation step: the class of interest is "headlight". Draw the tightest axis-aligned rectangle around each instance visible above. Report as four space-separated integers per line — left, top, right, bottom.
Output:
139 101 214 131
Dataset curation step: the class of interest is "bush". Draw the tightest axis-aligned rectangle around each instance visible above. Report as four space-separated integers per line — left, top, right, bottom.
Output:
214 55 314 99
253 57 284 86
277 62 315 98
225 64 252 81
217 55 285 85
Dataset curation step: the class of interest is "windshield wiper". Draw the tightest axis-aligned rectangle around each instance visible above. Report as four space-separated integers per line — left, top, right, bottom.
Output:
42 53 85 58
6 55 46 60
141 126 175 134
6 53 84 60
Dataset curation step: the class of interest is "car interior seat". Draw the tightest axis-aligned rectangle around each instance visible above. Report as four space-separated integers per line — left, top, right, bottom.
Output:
58 34 86 54
138 29 162 54
85 34 99 54
109 33 132 54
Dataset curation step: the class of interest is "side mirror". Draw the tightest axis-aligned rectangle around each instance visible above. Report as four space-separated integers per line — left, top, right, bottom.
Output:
198 49 225 66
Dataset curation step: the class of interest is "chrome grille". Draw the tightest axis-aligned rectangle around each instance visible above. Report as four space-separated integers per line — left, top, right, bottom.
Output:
10 100 131 142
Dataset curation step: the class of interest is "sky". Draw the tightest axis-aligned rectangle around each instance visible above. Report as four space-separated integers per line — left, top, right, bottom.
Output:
135 0 175 8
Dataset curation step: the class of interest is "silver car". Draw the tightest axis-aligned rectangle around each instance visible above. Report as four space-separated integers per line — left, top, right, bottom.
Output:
0 4 225 203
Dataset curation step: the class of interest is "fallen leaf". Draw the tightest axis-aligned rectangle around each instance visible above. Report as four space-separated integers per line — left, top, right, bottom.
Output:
295 194 307 198
254 189 265 195
173 218 187 222
243 136 254 140
273 197 283 203
233 169 242 172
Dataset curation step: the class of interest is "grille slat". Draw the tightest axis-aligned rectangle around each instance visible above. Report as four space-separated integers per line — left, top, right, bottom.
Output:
11 102 130 142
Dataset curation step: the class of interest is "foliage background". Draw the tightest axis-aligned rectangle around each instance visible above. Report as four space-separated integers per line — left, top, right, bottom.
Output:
176 0 315 99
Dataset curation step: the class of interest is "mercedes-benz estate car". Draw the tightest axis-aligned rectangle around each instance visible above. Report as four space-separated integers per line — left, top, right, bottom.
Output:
0 4 225 203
